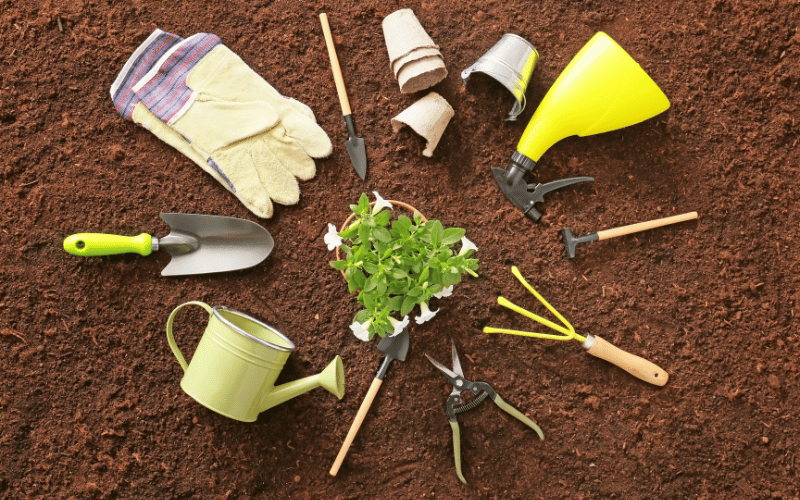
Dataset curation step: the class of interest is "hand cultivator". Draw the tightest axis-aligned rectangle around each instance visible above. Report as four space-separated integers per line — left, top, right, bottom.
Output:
485 267 669 386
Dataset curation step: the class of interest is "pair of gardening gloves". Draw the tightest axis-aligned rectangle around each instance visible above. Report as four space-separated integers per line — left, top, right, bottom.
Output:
110 29 332 218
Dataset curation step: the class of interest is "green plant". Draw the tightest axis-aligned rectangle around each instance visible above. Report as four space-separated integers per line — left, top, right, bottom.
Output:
326 192 479 341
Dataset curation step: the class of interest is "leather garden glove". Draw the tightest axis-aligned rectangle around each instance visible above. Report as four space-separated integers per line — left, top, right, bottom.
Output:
111 29 332 218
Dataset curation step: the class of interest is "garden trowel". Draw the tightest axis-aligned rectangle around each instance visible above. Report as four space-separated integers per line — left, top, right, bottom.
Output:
62 213 274 276
330 327 410 476
320 13 367 180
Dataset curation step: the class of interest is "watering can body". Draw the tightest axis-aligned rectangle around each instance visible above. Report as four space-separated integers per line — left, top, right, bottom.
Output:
167 301 345 422
515 31 670 169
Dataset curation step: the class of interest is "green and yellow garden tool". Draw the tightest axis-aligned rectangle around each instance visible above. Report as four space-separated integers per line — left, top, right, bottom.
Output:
426 340 544 484
484 266 668 386
63 213 274 276
493 31 670 221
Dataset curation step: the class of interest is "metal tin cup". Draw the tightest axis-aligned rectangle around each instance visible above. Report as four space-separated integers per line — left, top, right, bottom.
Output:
461 34 539 121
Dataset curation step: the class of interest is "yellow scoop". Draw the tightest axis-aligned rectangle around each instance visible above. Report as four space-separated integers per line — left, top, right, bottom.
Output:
484 266 668 386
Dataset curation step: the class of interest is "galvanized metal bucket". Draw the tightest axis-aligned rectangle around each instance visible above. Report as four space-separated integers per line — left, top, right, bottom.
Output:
462 34 539 121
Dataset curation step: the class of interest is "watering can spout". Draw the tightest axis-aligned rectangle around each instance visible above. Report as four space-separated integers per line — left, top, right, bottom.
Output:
260 356 345 412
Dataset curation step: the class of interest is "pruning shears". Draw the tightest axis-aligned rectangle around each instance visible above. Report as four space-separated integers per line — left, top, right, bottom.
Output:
425 341 544 484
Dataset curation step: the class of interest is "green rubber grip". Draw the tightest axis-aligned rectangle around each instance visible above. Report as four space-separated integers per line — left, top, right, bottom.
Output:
449 420 467 484
494 395 545 440
63 233 153 257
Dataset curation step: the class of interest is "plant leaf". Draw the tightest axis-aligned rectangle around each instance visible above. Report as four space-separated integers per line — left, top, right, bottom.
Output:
430 220 444 246
389 296 404 312
397 215 413 231
358 222 371 245
374 210 391 227
364 278 379 292
331 260 348 270
419 267 430 282
354 309 372 323
357 193 370 214
442 227 466 245
401 295 417 316
373 227 392 243
392 268 409 280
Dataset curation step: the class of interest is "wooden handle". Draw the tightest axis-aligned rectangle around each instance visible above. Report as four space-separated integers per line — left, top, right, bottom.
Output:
329 377 383 476
584 335 669 386
319 13 352 116
596 211 698 241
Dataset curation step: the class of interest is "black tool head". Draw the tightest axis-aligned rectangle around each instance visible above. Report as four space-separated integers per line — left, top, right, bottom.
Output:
561 227 578 259
492 167 542 221
346 136 367 180
561 227 599 259
377 327 409 363
492 168 595 222
344 115 367 180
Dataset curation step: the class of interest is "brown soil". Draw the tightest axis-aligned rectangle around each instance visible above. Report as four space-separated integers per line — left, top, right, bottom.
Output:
2 1 799 499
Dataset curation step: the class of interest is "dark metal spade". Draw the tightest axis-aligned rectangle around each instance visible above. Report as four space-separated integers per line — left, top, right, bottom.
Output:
321 13 368 180
330 328 410 476
345 118 367 180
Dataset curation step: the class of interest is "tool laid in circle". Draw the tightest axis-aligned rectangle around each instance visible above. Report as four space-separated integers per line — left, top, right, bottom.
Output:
489 172 595 221
63 213 274 276
494 31 670 221
320 13 368 180
461 33 539 121
484 266 669 386
426 340 544 484
330 328 410 477
561 211 698 259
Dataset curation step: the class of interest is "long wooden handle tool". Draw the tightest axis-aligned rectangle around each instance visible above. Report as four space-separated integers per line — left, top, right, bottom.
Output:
562 211 698 259
320 13 367 180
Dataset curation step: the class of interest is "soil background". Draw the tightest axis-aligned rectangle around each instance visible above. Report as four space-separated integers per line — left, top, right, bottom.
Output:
2 0 799 499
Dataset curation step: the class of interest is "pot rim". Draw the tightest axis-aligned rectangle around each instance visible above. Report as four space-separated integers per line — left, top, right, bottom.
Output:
211 306 296 353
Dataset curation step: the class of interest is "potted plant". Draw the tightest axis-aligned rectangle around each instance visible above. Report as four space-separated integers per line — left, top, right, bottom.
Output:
325 192 479 341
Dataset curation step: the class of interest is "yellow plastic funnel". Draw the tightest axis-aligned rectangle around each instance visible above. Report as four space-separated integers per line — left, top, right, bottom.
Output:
505 32 670 186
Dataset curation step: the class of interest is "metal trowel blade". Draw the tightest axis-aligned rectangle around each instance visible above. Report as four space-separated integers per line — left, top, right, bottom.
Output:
158 213 274 276
346 136 367 180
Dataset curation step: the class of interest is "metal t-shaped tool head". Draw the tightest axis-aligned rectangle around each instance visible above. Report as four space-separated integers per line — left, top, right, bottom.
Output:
376 327 410 380
560 227 599 259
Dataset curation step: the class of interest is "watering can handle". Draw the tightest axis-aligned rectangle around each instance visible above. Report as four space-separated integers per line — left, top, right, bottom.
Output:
583 335 669 386
166 301 214 371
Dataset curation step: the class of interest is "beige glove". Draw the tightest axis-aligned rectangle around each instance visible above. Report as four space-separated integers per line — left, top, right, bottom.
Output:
113 30 331 218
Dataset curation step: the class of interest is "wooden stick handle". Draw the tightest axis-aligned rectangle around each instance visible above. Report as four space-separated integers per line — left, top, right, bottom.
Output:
329 377 383 476
319 13 352 116
596 211 698 241
583 335 669 386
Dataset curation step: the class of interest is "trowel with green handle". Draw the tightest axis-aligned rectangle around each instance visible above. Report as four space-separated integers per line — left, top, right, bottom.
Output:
63 213 274 276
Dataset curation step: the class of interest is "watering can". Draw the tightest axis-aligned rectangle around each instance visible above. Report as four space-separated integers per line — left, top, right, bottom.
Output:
494 31 671 220
166 301 345 422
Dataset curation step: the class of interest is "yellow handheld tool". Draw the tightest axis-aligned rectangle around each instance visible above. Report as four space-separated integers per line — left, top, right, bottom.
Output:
493 32 671 221
484 266 668 386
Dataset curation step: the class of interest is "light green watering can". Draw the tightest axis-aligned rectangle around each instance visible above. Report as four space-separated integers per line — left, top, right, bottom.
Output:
166 301 345 422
